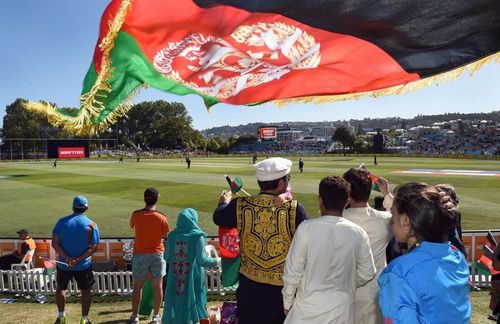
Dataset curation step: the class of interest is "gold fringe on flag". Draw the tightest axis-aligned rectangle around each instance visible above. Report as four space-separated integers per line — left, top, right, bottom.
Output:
23 0 134 135
23 90 137 136
275 52 500 107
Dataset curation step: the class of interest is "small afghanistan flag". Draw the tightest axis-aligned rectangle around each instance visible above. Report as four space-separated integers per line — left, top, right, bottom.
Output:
25 0 500 134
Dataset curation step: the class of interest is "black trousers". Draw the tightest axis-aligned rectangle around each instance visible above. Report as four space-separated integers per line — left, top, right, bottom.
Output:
0 254 22 270
236 274 285 324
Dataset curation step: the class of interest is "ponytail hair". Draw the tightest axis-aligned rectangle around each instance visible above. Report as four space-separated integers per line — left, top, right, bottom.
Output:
393 183 458 243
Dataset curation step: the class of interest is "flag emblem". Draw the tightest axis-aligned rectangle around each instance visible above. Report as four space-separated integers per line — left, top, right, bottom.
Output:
153 22 321 99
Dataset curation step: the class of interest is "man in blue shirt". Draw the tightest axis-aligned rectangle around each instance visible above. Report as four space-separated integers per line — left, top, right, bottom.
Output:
52 196 100 324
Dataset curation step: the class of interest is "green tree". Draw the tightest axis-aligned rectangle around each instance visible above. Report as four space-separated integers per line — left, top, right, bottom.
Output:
207 138 220 152
332 125 355 149
108 100 205 149
352 137 368 153
1 99 70 139
232 134 258 148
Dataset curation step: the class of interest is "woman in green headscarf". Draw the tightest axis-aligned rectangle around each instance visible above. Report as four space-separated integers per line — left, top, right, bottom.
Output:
163 208 219 324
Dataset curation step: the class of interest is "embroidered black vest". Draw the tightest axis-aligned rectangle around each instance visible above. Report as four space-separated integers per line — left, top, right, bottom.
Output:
236 194 297 286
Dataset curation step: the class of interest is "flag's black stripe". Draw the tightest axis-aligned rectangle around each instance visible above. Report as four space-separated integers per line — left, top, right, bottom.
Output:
195 0 500 77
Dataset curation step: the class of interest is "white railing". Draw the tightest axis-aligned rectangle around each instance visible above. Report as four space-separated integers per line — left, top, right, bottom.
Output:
0 268 227 295
1 231 496 294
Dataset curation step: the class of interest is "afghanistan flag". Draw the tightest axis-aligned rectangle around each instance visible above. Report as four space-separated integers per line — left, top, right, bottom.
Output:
25 0 500 134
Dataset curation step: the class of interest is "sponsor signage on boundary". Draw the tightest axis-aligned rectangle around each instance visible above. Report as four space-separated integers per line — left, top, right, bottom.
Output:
58 147 86 158
259 127 277 140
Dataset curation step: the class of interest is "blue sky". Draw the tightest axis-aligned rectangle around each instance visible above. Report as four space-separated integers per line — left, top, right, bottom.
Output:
1 1 498 131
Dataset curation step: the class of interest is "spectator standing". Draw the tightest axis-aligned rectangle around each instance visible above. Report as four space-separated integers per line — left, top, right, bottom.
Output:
282 176 376 323
342 168 392 324
378 183 471 323
52 196 100 324
163 208 218 323
435 184 467 257
213 158 308 324
129 188 170 324
0 229 36 270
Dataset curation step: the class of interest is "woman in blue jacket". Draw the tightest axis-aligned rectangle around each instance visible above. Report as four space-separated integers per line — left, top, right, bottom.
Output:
378 183 471 324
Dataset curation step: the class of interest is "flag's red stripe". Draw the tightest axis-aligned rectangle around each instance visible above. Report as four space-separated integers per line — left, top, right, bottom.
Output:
95 0 420 104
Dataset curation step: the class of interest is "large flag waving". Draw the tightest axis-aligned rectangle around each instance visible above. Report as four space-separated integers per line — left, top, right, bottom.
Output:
25 0 500 134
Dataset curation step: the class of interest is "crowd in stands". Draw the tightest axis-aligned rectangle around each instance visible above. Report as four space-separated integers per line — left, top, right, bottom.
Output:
92 149 213 159
267 140 327 154
406 128 499 155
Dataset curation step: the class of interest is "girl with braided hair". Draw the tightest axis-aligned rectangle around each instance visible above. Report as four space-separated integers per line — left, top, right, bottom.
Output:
378 182 471 323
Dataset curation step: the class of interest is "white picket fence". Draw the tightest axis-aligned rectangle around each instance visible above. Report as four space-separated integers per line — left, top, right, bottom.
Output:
0 231 495 295
0 268 227 295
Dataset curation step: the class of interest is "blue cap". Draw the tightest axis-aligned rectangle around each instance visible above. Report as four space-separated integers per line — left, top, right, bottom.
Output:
73 195 88 209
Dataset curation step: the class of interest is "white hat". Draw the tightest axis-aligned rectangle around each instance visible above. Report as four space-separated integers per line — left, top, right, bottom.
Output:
254 157 292 181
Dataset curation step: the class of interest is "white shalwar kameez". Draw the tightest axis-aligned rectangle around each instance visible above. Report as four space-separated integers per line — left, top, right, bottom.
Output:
343 207 392 324
282 216 376 324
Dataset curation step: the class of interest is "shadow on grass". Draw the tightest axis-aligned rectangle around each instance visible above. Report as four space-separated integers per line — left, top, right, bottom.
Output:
99 308 132 315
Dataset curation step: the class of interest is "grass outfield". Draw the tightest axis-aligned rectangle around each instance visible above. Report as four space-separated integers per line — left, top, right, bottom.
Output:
0 156 499 237
0 291 493 323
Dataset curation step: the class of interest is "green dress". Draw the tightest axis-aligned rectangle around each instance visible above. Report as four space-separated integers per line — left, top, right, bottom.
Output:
163 208 217 324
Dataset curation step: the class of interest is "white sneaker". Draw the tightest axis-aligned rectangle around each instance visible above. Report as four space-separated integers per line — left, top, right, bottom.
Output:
151 314 161 323
128 315 140 323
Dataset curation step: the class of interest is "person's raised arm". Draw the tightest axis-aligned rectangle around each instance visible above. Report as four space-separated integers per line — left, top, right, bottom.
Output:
213 191 237 228
377 177 394 210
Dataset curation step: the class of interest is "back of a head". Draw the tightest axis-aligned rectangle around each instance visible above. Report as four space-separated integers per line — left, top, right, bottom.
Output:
72 195 89 214
319 176 351 212
144 187 159 206
254 157 292 191
435 184 459 206
342 168 371 203
393 182 459 243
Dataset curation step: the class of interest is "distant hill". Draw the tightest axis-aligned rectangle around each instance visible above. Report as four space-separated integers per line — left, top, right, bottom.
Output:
202 111 500 138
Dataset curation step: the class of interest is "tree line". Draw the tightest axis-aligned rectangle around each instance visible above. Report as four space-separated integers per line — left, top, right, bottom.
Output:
0 99 257 153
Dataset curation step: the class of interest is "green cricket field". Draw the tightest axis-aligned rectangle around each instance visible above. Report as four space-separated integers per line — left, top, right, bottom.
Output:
0 155 498 237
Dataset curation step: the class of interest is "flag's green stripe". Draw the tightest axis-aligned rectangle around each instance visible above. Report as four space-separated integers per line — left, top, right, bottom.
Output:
82 31 220 123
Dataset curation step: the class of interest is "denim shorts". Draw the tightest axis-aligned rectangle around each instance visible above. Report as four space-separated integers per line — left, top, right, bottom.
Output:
132 253 166 281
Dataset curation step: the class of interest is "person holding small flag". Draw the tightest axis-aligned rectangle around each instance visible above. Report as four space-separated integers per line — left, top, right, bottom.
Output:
342 168 392 324
213 158 308 324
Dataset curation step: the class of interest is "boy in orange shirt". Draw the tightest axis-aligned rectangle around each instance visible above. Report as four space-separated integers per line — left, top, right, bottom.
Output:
129 188 170 324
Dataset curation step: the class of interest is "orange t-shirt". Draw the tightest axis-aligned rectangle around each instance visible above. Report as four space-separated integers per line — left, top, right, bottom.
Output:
17 238 36 261
130 209 169 254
